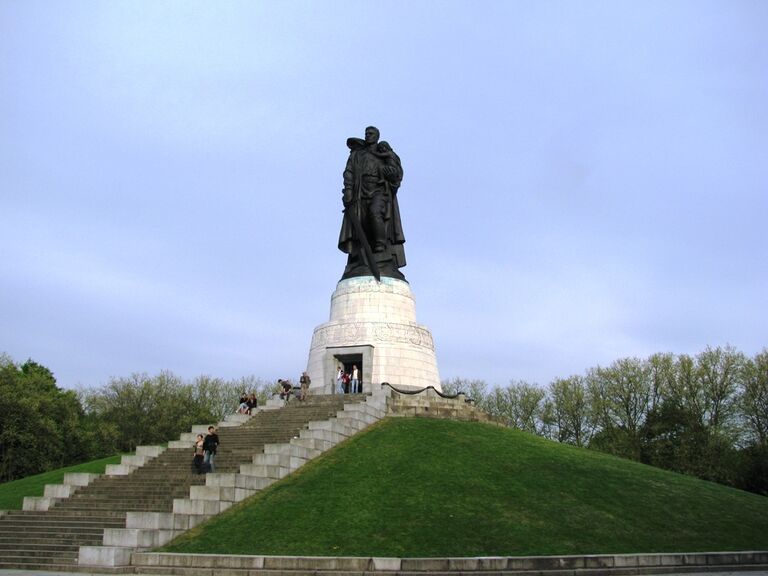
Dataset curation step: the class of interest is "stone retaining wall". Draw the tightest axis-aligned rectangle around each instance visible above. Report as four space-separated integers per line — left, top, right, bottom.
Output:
130 550 768 575
386 385 506 426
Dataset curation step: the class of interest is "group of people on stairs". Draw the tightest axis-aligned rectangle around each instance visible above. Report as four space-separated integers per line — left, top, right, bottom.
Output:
192 425 219 474
336 365 361 394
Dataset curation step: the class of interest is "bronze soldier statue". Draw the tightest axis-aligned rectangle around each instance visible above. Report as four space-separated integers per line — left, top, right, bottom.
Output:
338 126 406 281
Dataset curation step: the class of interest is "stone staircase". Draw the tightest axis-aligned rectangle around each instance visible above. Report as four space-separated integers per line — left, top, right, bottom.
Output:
0 394 366 571
0 509 125 569
0 386 489 573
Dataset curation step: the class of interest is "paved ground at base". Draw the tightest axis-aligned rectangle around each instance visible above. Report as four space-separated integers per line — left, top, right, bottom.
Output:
2 571 767 576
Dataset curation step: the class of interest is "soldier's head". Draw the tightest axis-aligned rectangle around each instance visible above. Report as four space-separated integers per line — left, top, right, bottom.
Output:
364 126 380 144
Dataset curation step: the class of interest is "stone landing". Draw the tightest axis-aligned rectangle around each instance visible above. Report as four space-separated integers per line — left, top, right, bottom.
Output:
306 277 441 393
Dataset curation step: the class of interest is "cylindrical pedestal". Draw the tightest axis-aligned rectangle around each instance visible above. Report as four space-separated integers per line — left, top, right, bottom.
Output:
305 277 441 394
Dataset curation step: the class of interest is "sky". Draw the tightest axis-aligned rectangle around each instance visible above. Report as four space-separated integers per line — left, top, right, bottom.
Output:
1 1 766 390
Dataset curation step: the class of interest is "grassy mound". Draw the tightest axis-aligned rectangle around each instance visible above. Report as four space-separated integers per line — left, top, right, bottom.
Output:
163 418 768 557
0 454 121 510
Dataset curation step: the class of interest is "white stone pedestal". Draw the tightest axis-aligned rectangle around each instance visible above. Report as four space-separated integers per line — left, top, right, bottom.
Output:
305 277 441 394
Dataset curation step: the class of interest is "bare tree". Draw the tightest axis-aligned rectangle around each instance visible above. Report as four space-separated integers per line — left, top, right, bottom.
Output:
587 358 652 436
549 376 592 446
694 345 745 431
741 349 768 447
441 377 488 404
587 358 652 459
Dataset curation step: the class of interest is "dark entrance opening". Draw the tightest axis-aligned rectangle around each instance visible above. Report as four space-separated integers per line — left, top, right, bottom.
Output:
335 353 364 394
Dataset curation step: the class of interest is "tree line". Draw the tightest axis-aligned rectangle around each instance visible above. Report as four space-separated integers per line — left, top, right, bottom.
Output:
442 346 768 495
2 347 766 495
0 353 273 483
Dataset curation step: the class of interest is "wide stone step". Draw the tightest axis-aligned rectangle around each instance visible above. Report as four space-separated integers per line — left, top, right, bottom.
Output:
0 547 80 557
0 562 136 574
103 473 207 478
120 468 209 472
132 463 245 470
93 480 217 488
0 527 105 536
66 493 186 500
75 495 187 502
82 487 198 494
0 553 78 564
82 487 192 494
0 528 105 537
0 516 125 531
0 527 119 537
0 561 82 572
81 487 196 493
76 485 188 491
57 502 174 510
70 488 186 495
0 562 83 571
0 545 98 555
2 525 112 544
75 480 200 487
0 534 102 544
0 565 77 573
64 489 177 499
56 504 173 512
3 510 126 519
96 471 207 477
0 522 122 533
123 566 239 576
0 527 109 538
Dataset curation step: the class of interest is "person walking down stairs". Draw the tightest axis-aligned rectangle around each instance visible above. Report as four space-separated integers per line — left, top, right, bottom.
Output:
192 434 205 474
203 426 219 473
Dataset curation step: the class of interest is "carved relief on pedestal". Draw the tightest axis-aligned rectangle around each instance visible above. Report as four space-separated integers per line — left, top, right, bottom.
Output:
311 321 435 351
333 277 415 299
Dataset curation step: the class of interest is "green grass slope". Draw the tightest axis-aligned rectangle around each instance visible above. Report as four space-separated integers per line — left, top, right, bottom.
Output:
166 417 768 557
0 454 122 510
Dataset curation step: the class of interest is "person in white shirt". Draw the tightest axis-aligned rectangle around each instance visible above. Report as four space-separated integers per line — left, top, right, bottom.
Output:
351 365 360 394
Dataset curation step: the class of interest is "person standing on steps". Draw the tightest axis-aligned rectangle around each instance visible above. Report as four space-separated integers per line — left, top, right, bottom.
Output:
203 425 219 473
299 371 311 401
192 434 205 474
336 365 345 394
351 364 360 394
342 370 350 394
